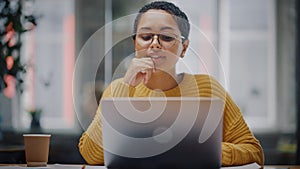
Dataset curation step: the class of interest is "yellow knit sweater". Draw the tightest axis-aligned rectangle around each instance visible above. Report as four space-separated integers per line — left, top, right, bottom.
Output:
78 74 264 166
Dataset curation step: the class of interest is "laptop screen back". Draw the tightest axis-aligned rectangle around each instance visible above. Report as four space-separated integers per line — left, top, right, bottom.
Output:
101 97 224 169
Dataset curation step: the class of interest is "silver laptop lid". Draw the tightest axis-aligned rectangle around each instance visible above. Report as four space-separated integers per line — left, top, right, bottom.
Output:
101 97 224 169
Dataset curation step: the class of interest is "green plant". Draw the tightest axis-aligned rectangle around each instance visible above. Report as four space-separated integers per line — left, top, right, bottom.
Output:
28 108 42 129
28 108 42 116
0 0 37 95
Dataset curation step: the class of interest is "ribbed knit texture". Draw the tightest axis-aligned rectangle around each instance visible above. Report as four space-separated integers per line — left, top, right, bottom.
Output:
78 73 264 166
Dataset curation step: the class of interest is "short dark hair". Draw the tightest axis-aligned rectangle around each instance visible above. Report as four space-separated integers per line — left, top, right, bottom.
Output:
133 1 190 41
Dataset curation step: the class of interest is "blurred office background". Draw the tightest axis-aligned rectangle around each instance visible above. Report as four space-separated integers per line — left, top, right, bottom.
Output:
0 0 299 165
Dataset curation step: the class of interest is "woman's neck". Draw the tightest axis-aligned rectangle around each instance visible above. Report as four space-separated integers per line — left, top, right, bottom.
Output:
145 70 184 91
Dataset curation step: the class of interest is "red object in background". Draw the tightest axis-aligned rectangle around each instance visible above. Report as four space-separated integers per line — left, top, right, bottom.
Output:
6 56 14 70
4 75 16 98
5 22 15 43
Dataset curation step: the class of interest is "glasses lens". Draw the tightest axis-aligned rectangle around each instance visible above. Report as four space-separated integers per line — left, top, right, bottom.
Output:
159 34 176 42
135 32 180 48
139 33 153 41
159 33 178 48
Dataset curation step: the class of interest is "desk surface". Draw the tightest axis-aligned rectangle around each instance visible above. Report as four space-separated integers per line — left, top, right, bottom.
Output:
264 166 300 169
0 164 300 169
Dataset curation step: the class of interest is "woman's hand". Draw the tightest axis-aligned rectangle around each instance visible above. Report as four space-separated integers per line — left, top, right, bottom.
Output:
123 57 155 87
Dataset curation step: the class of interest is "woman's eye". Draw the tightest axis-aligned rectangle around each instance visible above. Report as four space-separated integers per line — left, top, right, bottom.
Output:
140 34 153 41
160 35 175 42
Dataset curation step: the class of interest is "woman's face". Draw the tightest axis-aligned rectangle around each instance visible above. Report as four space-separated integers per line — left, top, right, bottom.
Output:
134 9 189 73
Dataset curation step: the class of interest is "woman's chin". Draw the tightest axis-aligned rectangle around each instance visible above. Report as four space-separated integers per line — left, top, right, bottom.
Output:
153 66 174 74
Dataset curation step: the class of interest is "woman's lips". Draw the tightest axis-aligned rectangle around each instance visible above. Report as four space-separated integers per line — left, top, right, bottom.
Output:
148 56 165 64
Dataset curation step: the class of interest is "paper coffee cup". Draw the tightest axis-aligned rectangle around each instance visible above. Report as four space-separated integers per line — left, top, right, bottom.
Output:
23 134 51 167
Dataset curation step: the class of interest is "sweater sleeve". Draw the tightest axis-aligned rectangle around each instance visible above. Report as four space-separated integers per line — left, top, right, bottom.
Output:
78 79 134 165
200 75 264 166
221 93 264 166
78 105 104 165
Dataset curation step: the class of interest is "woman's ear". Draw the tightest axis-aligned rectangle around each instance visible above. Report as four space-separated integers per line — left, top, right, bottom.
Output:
133 38 137 50
180 39 189 58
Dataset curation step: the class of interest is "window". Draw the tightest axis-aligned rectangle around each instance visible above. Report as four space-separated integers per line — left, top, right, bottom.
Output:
219 0 278 132
17 0 76 131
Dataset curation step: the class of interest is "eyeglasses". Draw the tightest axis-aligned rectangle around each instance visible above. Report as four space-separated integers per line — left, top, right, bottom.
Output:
133 32 185 49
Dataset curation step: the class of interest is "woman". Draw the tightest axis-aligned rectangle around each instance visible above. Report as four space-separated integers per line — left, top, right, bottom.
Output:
78 1 264 166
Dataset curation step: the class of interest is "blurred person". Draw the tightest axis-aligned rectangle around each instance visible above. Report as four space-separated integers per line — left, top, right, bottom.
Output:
78 1 264 166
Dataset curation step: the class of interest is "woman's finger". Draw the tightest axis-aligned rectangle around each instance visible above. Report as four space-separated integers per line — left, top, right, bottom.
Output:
143 69 152 84
123 58 155 86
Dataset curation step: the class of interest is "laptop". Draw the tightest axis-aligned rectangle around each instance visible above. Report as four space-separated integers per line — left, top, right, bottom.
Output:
101 97 224 169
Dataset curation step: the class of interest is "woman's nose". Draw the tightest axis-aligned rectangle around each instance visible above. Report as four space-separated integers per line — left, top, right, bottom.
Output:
149 35 162 49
